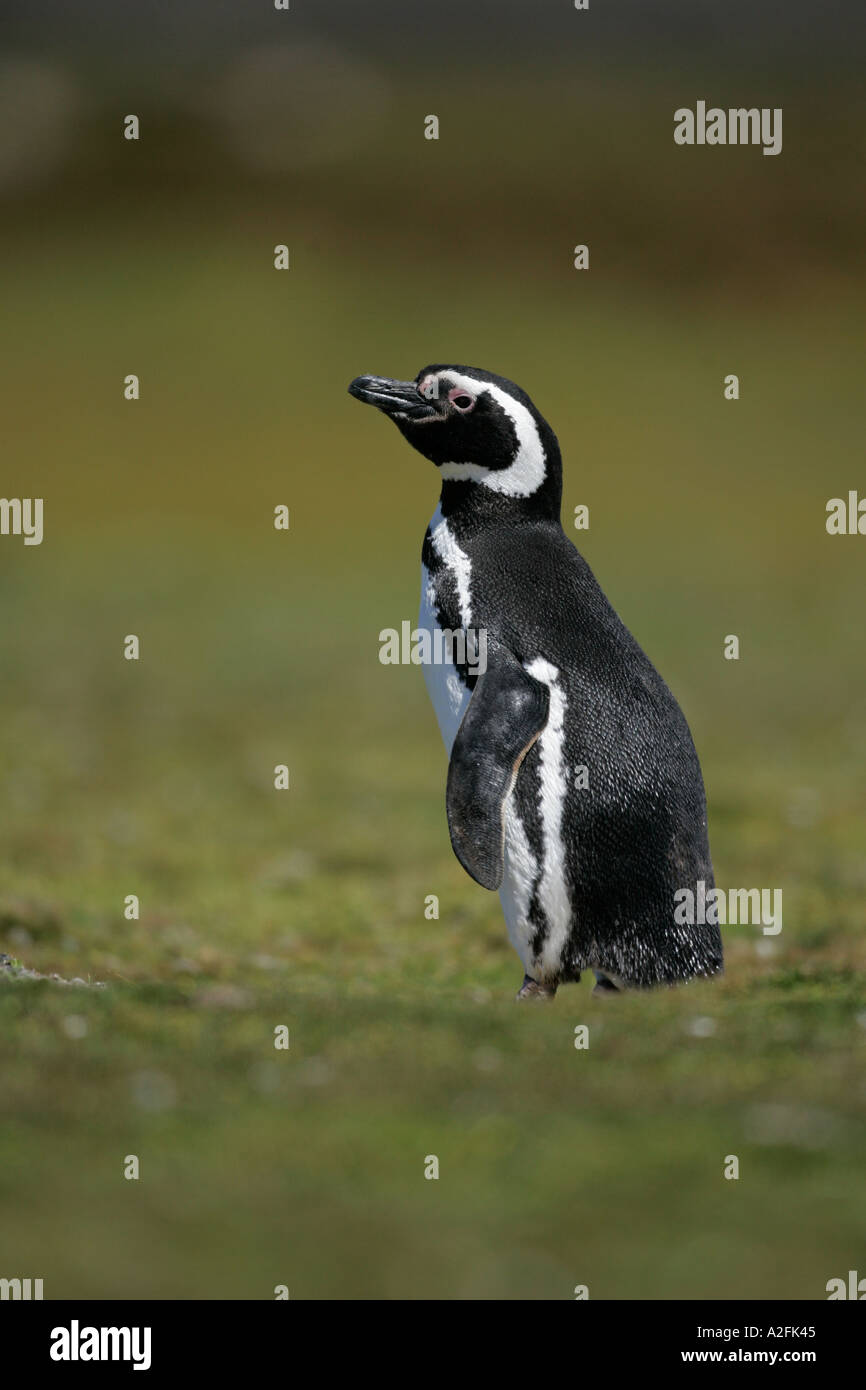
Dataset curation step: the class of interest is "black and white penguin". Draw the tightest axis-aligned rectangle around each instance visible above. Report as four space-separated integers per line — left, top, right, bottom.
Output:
348 365 723 999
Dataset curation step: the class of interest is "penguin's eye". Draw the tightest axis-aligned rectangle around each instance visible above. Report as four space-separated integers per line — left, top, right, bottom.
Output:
449 389 475 412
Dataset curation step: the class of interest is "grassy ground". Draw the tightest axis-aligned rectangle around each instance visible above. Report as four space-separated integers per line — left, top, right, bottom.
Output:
0 233 864 1298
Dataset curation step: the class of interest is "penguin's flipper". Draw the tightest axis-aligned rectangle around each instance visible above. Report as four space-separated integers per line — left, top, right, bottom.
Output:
446 646 549 891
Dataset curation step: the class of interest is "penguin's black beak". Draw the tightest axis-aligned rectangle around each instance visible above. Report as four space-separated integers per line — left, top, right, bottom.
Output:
348 375 437 421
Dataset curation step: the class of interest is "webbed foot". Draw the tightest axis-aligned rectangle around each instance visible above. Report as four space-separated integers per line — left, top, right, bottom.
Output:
516 974 558 1001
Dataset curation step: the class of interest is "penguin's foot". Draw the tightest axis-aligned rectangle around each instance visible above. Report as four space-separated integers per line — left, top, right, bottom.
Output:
592 971 621 998
516 974 557 1002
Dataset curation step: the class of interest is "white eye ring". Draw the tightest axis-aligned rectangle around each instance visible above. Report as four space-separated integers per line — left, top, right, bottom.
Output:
449 390 475 412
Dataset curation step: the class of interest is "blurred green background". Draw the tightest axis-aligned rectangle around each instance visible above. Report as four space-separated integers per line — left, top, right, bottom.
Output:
0 1 864 1299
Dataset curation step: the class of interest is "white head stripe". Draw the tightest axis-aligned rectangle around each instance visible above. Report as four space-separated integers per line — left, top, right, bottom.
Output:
436 371 547 498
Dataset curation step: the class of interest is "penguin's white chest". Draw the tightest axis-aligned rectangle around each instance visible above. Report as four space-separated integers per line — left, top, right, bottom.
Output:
418 510 537 977
418 560 471 754
418 512 572 985
417 582 552 979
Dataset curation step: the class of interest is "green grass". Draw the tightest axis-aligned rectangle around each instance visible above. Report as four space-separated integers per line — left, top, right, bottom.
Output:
0 228 864 1299
1 550 864 1300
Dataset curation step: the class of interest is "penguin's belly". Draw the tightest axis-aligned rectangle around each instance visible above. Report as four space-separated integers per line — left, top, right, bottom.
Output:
501 661 574 983
418 562 572 983
499 799 544 977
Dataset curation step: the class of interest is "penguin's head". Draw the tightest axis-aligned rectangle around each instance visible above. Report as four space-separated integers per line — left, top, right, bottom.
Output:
348 364 562 513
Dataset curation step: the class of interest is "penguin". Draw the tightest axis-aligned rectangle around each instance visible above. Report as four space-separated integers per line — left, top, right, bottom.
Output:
348 365 723 999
